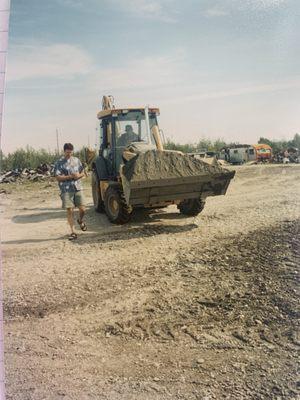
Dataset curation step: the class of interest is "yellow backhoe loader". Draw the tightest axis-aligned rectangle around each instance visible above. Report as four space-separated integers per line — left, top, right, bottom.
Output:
89 96 235 224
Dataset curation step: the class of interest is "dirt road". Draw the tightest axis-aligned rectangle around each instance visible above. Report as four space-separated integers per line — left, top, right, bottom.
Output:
1 164 300 400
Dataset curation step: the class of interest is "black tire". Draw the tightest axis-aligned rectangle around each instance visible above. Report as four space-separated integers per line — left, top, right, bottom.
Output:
177 198 205 216
104 186 132 224
91 170 105 213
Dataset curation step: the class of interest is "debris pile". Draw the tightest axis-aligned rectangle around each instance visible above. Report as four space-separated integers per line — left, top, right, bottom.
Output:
0 163 54 184
273 148 300 164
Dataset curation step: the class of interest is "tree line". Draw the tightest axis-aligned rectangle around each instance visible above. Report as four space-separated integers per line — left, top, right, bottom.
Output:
164 133 300 154
0 134 299 172
0 147 86 172
257 133 300 153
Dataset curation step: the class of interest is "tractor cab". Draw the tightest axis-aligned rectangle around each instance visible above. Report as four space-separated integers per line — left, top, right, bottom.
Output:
97 107 161 179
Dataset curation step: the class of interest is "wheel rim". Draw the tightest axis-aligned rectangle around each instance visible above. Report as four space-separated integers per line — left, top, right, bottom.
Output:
108 195 119 217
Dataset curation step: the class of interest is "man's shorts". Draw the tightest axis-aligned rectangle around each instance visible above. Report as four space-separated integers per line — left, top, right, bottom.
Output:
61 191 86 209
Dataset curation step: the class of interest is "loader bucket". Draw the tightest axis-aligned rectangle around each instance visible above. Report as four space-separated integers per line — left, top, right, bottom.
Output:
120 150 235 206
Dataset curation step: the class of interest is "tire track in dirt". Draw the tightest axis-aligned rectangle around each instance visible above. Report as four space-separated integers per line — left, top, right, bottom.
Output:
5 220 299 349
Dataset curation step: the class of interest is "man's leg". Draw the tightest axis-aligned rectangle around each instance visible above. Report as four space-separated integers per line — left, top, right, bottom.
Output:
67 207 75 233
78 206 85 223
75 191 87 228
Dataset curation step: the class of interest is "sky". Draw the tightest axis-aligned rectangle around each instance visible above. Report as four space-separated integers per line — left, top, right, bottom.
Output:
2 0 300 152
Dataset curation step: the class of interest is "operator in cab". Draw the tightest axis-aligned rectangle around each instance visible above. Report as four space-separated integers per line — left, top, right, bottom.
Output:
117 124 139 147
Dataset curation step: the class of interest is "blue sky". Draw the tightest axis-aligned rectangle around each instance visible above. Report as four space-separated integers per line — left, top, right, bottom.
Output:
2 0 300 152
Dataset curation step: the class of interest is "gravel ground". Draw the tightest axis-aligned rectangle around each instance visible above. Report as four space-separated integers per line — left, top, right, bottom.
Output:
1 163 299 400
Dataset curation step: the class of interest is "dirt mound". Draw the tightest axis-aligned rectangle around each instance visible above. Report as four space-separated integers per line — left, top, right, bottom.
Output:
123 150 229 182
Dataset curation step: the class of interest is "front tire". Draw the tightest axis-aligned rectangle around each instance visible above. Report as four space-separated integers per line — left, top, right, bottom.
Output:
91 170 105 213
177 198 205 216
104 186 132 224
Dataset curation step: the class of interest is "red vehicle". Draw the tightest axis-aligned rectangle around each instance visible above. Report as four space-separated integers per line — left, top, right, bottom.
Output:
252 144 272 162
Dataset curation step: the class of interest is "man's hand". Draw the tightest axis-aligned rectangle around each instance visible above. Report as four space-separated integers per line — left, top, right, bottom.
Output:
56 174 73 182
71 172 84 180
56 172 84 182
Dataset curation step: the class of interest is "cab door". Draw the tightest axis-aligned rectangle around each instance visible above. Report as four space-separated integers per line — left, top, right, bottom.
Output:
97 118 114 179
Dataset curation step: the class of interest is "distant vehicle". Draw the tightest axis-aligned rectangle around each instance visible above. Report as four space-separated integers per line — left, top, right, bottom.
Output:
189 151 217 159
206 151 217 158
228 147 246 164
219 143 272 164
219 145 251 165
252 144 272 162
189 151 220 166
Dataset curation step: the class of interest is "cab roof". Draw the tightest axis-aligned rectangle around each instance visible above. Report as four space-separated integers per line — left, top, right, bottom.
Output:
97 107 160 119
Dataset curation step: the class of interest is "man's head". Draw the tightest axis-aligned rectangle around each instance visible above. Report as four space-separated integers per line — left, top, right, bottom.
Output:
125 125 133 134
63 143 74 159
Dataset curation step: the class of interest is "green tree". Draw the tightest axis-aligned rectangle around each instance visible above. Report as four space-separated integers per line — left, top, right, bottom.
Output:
291 133 300 149
164 139 196 153
258 137 273 147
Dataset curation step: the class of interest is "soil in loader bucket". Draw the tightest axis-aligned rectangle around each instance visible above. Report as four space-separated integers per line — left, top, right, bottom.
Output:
121 150 235 207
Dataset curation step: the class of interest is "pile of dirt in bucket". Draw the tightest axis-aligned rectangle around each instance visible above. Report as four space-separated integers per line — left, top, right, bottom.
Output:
123 150 232 182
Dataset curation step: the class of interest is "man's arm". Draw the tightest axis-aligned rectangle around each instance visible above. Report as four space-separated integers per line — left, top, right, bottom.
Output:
56 174 74 182
55 171 84 181
72 159 85 180
72 171 85 180
54 161 75 182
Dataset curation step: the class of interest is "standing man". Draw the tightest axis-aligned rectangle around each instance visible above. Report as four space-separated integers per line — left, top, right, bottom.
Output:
54 143 87 240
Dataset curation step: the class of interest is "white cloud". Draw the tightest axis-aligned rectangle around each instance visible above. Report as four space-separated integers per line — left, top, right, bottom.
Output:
160 77 300 105
244 0 287 9
56 0 178 22
6 42 186 95
54 0 85 7
203 6 228 17
125 0 162 13
88 49 186 93
202 0 288 16
7 43 93 81
111 0 177 23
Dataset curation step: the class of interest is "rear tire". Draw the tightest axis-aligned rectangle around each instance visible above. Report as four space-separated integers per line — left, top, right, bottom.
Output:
177 198 205 216
104 186 132 224
91 170 105 213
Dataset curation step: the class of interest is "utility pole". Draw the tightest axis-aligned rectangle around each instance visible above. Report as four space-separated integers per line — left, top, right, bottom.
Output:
56 128 59 154
95 126 98 148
